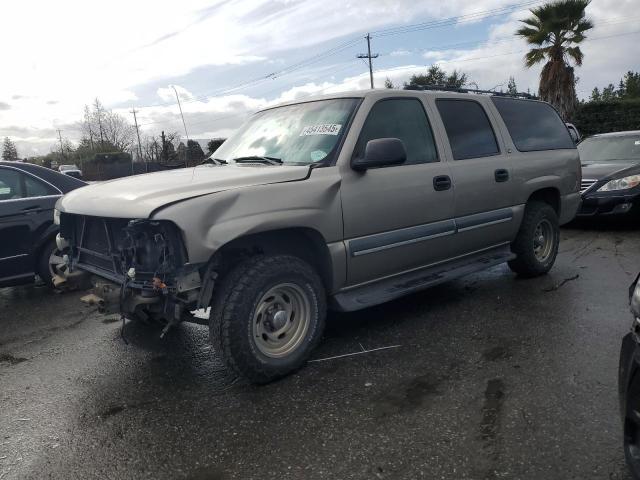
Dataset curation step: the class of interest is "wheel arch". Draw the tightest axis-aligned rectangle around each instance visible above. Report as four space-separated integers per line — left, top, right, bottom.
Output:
526 187 561 217
32 224 58 269
208 226 334 293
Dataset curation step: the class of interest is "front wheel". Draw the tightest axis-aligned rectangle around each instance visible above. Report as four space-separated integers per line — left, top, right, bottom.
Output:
210 255 326 384
37 239 67 288
508 201 560 277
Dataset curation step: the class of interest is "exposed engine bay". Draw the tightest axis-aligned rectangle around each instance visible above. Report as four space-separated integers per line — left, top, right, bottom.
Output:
57 214 206 331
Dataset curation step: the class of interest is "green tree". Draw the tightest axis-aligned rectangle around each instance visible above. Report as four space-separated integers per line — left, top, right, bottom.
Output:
384 77 395 89
601 83 616 101
404 65 468 89
618 79 626 99
507 76 518 95
206 138 226 156
622 71 640 99
516 0 593 120
186 140 205 166
589 86 601 102
2 137 18 161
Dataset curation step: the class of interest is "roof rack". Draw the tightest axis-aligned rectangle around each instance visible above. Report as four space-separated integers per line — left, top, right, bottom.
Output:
404 84 535 99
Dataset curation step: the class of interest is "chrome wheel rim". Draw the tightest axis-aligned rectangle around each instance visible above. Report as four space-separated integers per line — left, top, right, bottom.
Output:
48 248 67 277
252 283 311 358
533 219 554 263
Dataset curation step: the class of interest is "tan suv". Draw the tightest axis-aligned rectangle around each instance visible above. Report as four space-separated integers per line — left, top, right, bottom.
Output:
55 89 581 383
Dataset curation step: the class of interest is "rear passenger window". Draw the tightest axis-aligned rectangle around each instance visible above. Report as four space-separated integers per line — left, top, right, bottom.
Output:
436 99 500 160
354 98 438 165
24 175 58 197
492 97 575 151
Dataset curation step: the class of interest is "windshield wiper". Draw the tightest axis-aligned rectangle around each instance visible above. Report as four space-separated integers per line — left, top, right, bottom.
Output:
232 155 283 165
200 157 228 165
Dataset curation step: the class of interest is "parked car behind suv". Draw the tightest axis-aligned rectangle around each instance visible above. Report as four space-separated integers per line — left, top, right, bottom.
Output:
58 164 83 180
0 161 86 287
55 90 581 383
578 130 640 218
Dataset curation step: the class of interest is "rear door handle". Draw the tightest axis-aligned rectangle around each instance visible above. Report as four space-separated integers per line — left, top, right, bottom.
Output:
495 169 509 182
433 175 452 191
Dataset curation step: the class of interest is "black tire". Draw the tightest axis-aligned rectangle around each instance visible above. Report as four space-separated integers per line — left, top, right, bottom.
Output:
36 238 62 288
210 254 326 384
508 201 559 277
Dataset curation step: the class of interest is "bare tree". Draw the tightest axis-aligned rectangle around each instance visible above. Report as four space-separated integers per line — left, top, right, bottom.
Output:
102 110 136 152
140 131 180 164
80 99 136 153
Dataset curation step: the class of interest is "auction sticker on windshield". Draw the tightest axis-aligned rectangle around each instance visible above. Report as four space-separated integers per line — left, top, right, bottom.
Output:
300 124 342 136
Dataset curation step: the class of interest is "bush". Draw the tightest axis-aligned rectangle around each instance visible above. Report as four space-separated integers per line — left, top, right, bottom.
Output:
574 99 640 136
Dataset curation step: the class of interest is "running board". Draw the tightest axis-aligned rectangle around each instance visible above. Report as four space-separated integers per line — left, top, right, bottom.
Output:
331 244 515 312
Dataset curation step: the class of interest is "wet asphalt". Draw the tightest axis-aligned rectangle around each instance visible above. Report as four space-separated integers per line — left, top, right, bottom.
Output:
1 221 639 480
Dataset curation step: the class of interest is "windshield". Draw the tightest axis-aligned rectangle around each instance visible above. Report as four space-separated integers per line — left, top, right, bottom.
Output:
210 98 359 165
578 135 640 162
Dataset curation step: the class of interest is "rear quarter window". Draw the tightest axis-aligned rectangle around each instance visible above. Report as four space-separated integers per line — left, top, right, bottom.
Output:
491 97 575 152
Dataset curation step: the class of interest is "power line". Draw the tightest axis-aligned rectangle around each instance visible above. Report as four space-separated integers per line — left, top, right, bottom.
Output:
370 0 542 38
128 1 544 112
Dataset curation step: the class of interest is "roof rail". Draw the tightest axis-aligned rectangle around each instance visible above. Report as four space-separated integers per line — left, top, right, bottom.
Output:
404 84 536 99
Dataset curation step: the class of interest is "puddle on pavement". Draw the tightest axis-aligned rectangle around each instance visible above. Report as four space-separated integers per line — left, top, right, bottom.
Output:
371 373 442 418
0 352 28 365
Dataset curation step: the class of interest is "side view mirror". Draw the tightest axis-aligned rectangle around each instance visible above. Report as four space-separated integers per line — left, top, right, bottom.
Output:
352 138 407 171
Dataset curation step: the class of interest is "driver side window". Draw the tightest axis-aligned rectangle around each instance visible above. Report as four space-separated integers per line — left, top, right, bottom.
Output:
354 98 439 165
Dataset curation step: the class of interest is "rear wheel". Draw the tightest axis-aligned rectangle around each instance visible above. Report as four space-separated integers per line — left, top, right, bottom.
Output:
210 255 326 384
508 201 559 277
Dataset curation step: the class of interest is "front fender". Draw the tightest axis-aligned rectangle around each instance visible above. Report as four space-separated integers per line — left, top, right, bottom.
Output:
152 168 344 264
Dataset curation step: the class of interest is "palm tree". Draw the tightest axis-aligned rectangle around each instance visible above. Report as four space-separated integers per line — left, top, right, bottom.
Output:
516 0 593 120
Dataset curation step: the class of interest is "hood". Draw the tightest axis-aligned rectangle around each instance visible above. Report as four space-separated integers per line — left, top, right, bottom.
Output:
581 161 640 181
58 164 310 218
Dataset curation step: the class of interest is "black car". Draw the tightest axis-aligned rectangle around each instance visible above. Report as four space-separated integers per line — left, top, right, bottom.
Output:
620 273 640 478
578 130 640 217
0 161 85 288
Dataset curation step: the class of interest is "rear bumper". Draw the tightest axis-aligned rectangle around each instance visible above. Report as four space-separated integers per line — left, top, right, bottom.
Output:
578 192 640 217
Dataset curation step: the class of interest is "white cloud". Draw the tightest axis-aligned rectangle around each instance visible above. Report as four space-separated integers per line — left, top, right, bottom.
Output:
1 0 638 155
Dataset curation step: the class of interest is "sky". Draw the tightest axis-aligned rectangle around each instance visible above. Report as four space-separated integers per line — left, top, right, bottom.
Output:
1 0 638 157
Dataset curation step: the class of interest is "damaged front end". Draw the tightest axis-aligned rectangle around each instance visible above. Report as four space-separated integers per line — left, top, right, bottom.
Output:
58 213 206 330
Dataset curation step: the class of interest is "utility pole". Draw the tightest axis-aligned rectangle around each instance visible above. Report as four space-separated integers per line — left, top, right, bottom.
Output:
357 33 379 89
94 98 105 147
171 85 190 166
130 108 144 173
57 129 66 161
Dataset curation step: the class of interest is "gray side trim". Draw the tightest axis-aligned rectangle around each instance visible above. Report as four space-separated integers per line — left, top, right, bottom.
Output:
348 206 514 257
349 219 456 257
455 207 513 232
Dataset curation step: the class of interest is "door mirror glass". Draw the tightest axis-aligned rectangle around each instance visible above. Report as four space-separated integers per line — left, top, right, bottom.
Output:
352 138 407 171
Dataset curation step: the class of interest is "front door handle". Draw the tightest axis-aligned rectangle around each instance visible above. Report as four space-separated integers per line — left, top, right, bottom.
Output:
495 169 509 182
433 175 452 191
